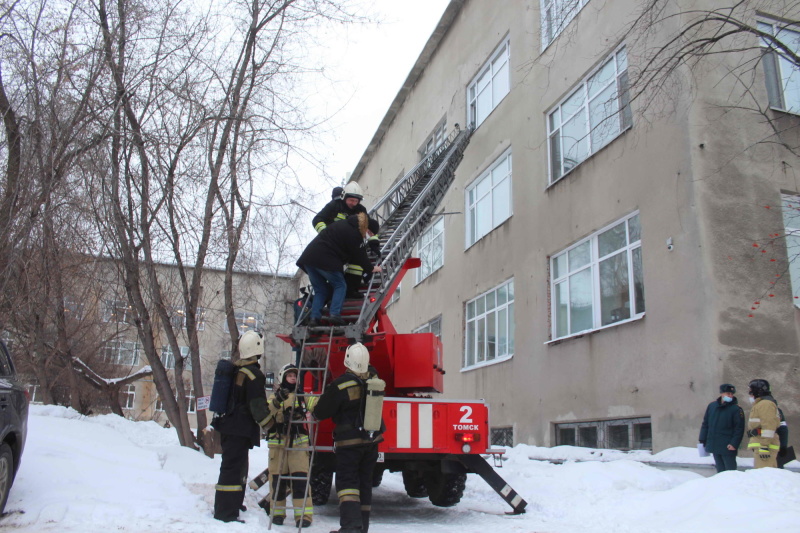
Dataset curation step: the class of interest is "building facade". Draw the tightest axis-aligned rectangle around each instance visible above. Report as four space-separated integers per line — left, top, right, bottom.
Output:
350 0 800 451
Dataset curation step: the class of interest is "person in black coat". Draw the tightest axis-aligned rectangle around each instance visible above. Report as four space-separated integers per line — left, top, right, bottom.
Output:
211 331 273 522
699 383 745 473
296 212 381 326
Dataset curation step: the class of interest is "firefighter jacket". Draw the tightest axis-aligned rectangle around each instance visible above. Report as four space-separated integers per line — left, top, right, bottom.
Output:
265 388 309 448
699 396 744 455
777 406 788 450
296 215 374 276
309 369 385 448
312 198 367 233
211 357 271 447
747 396 781 455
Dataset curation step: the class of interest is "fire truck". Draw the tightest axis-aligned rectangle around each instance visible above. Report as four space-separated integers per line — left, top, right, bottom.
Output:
277 125 527 515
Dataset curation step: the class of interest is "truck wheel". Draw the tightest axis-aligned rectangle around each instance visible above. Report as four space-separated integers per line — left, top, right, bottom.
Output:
401 470 428 498
371 467 384 488
424 471 466 507
0 443 13 514
310 468 333 506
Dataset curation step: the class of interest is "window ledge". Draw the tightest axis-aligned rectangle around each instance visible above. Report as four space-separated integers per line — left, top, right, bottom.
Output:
460 353 513 373
769 106 800 118
546 313 645 346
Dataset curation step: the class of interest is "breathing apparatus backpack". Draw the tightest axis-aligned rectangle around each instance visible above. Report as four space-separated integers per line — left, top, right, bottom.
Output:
362 376 386 438
209 359 238 416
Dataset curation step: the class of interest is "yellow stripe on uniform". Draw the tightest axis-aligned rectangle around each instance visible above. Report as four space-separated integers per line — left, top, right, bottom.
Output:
240 367 256 380
338 380 358 390
337 488 360 502
345 264 364 276
315 222 327 232
215 484 243 492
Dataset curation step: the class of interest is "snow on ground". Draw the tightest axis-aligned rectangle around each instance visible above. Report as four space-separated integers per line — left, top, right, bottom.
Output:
2 405 799 533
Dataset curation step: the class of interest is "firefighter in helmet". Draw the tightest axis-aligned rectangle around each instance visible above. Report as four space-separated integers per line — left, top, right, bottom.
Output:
306 343 385 533
212 331 272 523
264 363 313 528
746 378 781 468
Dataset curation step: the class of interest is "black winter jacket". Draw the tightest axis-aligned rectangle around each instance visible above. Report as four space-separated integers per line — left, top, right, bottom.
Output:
699 396 745 455
763 395 789 449
312 198 367 233
312 369 385 448
211 358 271 447
297 215 373 274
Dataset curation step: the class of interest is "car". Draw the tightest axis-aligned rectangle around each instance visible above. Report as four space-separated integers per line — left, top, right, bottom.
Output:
0 339 28 514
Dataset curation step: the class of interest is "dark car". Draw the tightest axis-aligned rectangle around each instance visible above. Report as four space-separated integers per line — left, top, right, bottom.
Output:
0 339 28 514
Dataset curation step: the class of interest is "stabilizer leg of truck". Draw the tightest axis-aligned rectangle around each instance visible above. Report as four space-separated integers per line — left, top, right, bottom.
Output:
456 454 527 514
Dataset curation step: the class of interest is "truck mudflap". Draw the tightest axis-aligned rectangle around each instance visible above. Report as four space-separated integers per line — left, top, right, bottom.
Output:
456 454 528 514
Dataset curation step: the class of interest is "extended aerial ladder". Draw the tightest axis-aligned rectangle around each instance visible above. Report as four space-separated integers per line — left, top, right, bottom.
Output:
257 124 526 531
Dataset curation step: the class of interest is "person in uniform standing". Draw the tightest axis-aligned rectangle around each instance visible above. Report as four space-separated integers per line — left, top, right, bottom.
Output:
212 331 272 523
746 378 781 469
306 343 385 533
698 383 744 472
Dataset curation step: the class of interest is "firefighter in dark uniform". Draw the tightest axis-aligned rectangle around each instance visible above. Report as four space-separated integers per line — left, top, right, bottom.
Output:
265 363 313 528
306 343 385 533
212 330 273 522
312 182 380 298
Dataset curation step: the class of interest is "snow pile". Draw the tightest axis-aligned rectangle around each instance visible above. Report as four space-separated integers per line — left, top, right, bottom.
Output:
4 405 799 532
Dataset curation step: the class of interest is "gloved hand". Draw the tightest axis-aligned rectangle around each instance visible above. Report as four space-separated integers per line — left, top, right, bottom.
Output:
778 447 787 458
275 387 289 402
747 428 761 438
758 447 771 460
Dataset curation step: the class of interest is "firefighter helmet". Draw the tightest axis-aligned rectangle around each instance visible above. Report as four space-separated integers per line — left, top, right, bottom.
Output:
343 182 363 201
344 342 370 374
748 378 770 398
238 330 264 359
279 363 298 384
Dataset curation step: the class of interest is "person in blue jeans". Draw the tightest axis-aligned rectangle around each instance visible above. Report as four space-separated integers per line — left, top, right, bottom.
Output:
296 212 381 326
699 383 745 472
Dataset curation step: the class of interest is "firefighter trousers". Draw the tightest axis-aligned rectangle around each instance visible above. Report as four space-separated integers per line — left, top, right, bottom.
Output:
334 443 379 533
214 434 250 522
268 445 313 523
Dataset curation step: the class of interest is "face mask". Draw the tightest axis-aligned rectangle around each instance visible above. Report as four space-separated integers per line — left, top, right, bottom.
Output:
722 396 733 403
748 397 755 405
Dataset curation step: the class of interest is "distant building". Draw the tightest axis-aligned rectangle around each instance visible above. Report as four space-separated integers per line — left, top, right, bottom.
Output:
349 0 800 451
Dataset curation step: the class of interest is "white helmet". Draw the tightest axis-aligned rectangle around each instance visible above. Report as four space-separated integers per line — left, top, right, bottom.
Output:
344 342 370 374
343 182 363 201
279 363 298 384
239 331 264 359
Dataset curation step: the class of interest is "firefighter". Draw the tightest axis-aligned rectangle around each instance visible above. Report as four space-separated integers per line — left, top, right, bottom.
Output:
265 363 313 528
698 383 744 472
296 212 382 327
306 343 385 533
746 378 781 468
212 331 272 523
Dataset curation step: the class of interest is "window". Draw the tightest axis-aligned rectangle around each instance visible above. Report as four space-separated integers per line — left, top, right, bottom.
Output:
388 282 401 306
168 306 206 331
416 218 445 283
781 194 800 304
63 297 85 320
555 417 652 450
102 299 134 324
467 37 510 128
414 316 442 338
759 18 800 114
491 427 514 447
120 384 136 410
224 310 263 334
101 340 140 366
541 0 590 48
155 397 164 412
27 384 43 404
161 345 190 370
550 212 644 340
547 46 631 184
464 279 515 370
466 150 512 247
218 350 231 360
420 120 446 159
184 387 196 413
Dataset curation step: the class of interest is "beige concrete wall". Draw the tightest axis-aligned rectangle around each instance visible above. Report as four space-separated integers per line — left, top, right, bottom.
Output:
352 0 800 451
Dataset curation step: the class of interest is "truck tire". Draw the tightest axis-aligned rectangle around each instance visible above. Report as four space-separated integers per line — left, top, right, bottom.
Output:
310 468 333 505
401 470 428 498
424 471 466 507
0 443 13 514
371 466 384 488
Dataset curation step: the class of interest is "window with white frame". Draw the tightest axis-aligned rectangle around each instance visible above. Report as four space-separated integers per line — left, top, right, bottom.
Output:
120 384 136 409
416 218 445 283
102 299 134 324
464 279 515 370
466 150 512 247
224 310 263 334
168 306 206 331
541 0 590 48
550 212 645 340
414 315 442 338
63 297 85 320
548 46 631 184
155 397 164 412
467 37 510 129
781 194 800 305
185 387 196 413
759 18 800 114
161 345 190 370
101 340 140 366
420 120 446 160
